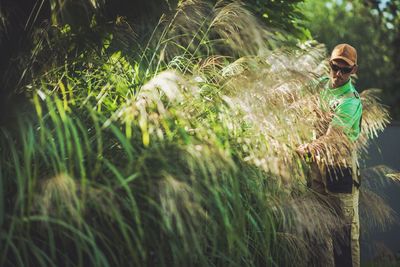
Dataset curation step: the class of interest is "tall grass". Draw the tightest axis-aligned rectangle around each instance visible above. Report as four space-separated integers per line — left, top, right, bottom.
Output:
0 1 393 266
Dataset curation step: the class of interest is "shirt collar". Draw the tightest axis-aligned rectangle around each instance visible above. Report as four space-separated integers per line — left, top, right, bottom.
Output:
327 78 354 96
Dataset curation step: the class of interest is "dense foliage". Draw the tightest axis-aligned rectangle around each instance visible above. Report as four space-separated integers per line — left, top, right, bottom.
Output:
0 0 306 113
0 0 396 266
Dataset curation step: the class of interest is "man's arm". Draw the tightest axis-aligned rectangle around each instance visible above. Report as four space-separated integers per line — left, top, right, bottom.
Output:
296 97 361 161
296 124 338 158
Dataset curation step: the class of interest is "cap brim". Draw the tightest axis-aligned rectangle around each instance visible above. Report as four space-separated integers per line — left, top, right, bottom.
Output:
330 56 355 66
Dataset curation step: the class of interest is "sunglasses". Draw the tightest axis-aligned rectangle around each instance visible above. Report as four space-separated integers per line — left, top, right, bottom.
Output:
329 62 354 74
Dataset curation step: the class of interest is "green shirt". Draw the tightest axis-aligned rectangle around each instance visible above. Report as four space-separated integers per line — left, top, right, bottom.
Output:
319 77 362 142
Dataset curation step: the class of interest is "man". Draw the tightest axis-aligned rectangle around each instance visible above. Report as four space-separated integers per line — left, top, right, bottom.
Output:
296 43 363 267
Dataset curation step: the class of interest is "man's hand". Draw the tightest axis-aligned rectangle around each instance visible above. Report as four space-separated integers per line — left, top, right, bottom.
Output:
296 143 311 156
296 142 325 162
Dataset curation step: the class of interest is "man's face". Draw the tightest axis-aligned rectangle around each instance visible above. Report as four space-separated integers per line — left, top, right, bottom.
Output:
329 59 357 88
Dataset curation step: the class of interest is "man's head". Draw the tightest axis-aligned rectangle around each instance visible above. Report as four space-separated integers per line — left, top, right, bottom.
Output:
329 43 358 88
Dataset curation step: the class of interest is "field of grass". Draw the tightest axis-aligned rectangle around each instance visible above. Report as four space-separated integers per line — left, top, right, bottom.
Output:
0 1 394 266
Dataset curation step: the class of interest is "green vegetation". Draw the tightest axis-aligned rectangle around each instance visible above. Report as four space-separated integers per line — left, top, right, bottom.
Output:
0 0 397 266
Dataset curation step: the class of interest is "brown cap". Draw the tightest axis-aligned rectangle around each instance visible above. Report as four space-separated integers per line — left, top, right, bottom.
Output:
330 43 357 66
